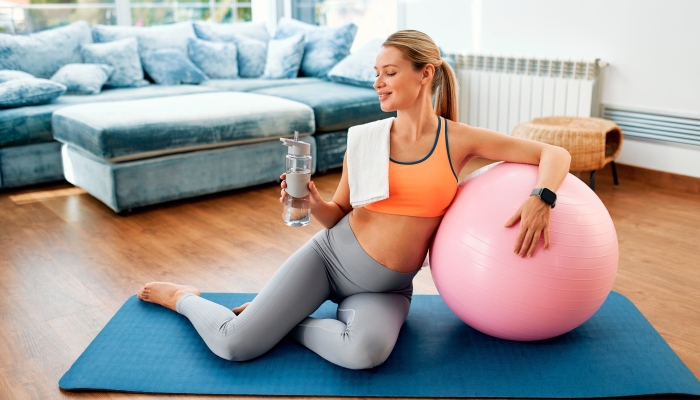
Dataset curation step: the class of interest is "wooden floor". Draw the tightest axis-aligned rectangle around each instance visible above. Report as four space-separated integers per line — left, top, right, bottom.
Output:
1 161 698 400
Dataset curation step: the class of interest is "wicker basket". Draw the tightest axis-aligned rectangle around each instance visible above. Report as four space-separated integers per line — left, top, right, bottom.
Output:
511 116 623 171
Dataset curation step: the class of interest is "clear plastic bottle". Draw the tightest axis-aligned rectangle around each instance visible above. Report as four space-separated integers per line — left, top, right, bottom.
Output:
281 132 312 227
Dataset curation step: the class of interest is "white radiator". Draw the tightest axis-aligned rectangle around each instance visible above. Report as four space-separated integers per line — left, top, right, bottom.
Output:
449 54 605 135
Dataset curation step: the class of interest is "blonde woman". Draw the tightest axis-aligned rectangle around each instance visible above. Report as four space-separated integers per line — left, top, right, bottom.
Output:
137 30 571 370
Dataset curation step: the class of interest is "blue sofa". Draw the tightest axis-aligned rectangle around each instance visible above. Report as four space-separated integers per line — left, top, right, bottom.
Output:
0 20 391 212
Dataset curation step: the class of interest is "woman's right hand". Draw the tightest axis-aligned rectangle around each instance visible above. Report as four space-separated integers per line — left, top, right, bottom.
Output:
279 173 325 209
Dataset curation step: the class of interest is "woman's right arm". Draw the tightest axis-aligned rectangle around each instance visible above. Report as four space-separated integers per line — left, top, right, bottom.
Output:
280 152 353 229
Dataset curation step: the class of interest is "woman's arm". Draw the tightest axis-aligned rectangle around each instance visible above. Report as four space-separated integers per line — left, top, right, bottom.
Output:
280 153 352 229
451 123 572 257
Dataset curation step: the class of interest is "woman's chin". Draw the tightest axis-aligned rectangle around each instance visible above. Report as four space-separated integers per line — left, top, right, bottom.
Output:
379 102 397 113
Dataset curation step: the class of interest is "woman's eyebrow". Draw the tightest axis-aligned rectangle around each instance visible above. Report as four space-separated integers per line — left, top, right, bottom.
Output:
374 64 398 70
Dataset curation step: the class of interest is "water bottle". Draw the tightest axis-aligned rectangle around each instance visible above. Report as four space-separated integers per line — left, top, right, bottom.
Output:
281 131 312 227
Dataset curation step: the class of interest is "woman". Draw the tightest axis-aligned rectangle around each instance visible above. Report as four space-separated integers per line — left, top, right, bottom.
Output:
137 30 571 370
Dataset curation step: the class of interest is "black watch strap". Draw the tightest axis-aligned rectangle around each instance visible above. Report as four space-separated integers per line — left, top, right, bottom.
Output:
531 188 556 208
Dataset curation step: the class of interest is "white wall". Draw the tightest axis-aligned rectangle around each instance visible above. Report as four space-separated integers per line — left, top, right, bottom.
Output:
402 0 700 178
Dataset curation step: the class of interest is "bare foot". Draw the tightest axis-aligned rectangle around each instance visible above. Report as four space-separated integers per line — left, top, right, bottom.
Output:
232 302 250 315
137 282 200 312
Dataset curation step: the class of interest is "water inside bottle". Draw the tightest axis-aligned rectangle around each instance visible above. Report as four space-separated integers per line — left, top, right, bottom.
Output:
283 196 310 226
283 167 311 227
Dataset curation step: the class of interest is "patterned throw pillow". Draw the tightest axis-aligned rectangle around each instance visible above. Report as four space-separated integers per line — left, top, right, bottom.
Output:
262 34 305 79
201 31 267 78
50 63 114 94
0 70 35 84
141 49 208 85
193 21 270 43
327 38 384 88
91 22 196 56
0 20 93 79
232 34 267 78
188 38 238 80
274 17 357 78
81 38 150 88
0 79 66 108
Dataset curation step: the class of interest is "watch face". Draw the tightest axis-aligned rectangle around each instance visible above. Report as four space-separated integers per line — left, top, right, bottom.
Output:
541 188 557 205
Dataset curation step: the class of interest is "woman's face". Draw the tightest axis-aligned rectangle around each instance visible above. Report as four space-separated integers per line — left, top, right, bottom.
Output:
373 45 427 112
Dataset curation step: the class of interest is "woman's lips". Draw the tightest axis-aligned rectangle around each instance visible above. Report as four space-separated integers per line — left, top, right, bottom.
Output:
378 92 392 101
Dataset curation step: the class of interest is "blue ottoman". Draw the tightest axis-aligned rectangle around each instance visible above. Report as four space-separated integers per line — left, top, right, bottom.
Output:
54 92 315 212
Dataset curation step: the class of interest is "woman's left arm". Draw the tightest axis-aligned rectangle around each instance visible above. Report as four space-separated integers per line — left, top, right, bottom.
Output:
452 123 572 257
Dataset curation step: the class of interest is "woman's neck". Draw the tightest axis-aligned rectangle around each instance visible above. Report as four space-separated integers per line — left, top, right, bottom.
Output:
393 93 438 142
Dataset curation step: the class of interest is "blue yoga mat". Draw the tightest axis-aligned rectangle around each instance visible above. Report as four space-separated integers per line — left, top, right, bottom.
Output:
59 291 700 397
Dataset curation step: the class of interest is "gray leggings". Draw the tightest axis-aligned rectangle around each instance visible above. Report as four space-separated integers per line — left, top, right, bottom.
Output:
176 213 419 370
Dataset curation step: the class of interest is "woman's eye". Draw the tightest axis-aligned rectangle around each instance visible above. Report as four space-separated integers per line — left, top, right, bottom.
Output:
387 72 396 76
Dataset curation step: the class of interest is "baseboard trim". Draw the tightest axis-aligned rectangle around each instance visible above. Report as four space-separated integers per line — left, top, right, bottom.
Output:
610 163 700 195
461 159 700 195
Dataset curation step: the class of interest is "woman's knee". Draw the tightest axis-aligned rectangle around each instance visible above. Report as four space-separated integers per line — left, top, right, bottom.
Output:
214 335 268 362
342 332 396 369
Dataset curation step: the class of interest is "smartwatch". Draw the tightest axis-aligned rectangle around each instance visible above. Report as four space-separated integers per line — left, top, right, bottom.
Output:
531 188 557 208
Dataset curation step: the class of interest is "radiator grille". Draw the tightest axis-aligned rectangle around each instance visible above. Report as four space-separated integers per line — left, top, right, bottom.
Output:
448 54 604 135
602 105 700 146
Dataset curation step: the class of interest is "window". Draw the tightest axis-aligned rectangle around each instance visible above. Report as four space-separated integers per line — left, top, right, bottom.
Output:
290 0 397 51
0 0 116 34
0 0 251 34
131 0 251 27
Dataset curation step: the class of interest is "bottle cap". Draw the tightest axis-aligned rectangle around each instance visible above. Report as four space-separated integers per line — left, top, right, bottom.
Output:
280 131 310 156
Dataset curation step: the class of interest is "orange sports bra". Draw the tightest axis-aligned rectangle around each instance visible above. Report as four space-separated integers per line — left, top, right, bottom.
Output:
364 116 459 217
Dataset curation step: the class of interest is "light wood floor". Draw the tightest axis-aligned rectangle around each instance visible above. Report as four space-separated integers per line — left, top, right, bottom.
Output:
1 161 698 400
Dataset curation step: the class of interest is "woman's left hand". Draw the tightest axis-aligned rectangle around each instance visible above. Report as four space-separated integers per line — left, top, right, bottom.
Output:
504 196 551 257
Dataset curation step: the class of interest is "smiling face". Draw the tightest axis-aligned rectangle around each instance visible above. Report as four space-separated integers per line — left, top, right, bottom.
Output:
373 45 433 112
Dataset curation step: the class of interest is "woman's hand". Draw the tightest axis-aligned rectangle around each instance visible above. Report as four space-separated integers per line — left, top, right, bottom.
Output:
504 196 552 257
279 173 325 210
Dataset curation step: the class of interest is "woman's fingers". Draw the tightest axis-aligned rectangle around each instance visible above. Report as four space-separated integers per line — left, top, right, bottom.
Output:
544 227 551 250
518 228 534 257
527 228 542 257
504 204 523 227
279 188 287 203
514 225 527 254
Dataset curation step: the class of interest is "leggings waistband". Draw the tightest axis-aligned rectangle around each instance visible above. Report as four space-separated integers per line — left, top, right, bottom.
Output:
312 213 418 297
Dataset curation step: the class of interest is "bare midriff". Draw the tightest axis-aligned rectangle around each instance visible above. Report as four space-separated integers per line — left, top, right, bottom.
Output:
348 206 443 273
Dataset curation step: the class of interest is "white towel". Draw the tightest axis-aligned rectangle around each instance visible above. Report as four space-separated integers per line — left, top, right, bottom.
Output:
347 117 394 208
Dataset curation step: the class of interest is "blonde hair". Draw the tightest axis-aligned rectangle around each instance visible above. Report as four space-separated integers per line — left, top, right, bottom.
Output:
383 30 458 121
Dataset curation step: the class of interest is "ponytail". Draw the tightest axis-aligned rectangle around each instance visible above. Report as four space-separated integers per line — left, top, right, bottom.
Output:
383 30 459 121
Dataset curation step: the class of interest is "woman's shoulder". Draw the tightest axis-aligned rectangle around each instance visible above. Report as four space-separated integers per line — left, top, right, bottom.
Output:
348 117 395 136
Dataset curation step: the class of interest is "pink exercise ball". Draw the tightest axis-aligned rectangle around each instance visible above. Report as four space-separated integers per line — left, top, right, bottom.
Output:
430 162 618 341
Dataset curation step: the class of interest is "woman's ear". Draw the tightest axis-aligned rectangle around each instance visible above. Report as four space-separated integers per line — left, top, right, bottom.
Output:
421 64 435 85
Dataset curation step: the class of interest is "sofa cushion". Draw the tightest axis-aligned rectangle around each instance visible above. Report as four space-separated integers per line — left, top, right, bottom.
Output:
52 92 315 161
0 85 219 147
0 79 66 109
193 21 270 43
50 63 114 94
262 34 304 79
0 21 93 78
199 77 323 92
251 81 389 132
188 38 238 80
327 38 383 88
274 17 357 78
81 38 149 88
230 34 266 78
141 49 208 85
0 70 35 83
92 22 195 56
61 136 315 212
